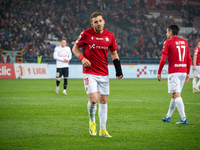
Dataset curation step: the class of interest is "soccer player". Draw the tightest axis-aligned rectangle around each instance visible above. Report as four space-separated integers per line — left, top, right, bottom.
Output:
192 39 200 92
157 25 191 125
72 12 123 137
54 38 72 95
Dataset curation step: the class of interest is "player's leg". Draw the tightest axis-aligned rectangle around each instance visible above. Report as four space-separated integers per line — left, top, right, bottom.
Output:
84 74 98 136
196 78 200 89
97 76 111 137
163 96 176 122
194 67 200 92
173 73 187 125
193 70 199 92
63 68 69 95
55 68 62 94
162 74 177 122
98 94 111 137
88 92 98 136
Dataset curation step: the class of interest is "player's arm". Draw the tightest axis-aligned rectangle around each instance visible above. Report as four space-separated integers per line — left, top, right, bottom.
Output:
111 50 123 79
157 54 167 82
1 56 4 63
72 43 91 68
193 54 197 70
67 48 72 61
63 49 72 63
185 46 192 83
16 56 20 63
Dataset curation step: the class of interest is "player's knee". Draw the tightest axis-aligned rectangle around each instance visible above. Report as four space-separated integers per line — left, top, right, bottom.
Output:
173 92 181 99
57 77 61 81
99 96 107 104
88 94 98 104
89 98 98 104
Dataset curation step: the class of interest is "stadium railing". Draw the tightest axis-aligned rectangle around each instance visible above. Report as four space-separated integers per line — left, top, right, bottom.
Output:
23 53 165 64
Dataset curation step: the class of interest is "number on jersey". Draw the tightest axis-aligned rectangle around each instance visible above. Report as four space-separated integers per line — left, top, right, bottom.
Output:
176 46 185 61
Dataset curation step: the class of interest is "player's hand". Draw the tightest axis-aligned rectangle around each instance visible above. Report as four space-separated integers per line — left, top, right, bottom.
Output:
185 74 189 83
82 58 91 68
192 66 196 70
157 74 161 82
64 59 69 63
116 75 123 79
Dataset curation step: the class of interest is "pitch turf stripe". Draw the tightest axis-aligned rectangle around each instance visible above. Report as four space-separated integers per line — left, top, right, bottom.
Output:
1 98 200 105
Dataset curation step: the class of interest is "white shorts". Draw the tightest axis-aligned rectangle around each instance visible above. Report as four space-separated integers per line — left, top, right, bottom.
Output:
168 73 186 93
193 66 200 78
83 74 109 95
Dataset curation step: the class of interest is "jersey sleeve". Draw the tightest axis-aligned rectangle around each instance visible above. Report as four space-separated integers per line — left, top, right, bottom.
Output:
158 54 167 74
75 30 86 48
194 47 198 55
186 43 191 74
109 33 118 51
161 40 169 55
67 48 72 61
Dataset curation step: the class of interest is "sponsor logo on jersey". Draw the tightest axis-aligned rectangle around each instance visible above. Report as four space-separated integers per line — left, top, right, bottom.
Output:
175 64 186 67
89 44 95 49
96 46 108 49
89 44 108 50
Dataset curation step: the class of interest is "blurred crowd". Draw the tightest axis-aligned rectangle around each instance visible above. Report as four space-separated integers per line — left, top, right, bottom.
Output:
0 0 199 62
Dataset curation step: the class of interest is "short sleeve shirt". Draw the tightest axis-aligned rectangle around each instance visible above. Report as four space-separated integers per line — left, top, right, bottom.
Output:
193 46 200 66
162 36 191 74
76 28 118 76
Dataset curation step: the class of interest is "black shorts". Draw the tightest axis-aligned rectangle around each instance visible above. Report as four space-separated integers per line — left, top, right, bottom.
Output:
56 67 69 78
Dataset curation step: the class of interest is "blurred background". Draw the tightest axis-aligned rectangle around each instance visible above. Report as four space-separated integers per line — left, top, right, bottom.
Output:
0 0 200 64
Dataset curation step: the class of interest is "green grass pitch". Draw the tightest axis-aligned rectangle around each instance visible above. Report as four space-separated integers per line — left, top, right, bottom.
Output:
0 79 200 150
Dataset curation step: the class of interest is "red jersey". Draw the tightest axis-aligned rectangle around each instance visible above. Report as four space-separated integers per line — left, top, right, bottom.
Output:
161 36 191 74
193 46 200 66
76 28 118 76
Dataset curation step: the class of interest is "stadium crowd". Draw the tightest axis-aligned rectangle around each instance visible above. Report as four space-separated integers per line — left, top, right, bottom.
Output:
0 0 199 62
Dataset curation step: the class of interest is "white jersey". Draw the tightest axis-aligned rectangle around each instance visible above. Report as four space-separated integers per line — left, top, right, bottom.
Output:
53 45 72 68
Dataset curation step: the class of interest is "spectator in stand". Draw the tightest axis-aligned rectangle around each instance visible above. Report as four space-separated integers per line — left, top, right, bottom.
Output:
139 35 144 47
3 41 11 50
0 0 199 61
139 47 145 59
188 21 193 27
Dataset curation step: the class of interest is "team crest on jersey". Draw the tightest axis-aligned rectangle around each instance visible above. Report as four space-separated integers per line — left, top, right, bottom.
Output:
105 37 109 42
91 37 94 40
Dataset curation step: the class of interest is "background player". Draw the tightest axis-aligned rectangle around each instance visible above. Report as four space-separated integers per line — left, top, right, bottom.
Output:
8 51 20 63
192 39 200 93
1 51 8 63
72 12 123 137
54 38 72 95
157 25 191 125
